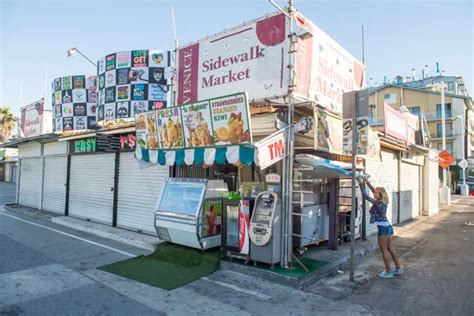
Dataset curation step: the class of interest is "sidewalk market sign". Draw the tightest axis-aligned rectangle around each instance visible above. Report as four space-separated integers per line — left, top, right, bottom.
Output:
135 92 255 166
20 99 45 138
176 11 365 115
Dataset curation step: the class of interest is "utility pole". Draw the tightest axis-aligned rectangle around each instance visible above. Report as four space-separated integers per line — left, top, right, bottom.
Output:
349 92 357 282
439 81 451 204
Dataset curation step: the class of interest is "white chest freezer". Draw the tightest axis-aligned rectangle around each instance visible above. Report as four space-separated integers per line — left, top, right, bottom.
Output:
154 177 228 250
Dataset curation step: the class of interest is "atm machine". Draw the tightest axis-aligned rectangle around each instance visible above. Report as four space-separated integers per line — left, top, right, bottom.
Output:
249 192 281 266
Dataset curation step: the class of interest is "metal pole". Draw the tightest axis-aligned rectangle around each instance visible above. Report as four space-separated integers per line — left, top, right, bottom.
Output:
349 92 357 282
75 49 97 68
286 0 296 268
441 81 447 187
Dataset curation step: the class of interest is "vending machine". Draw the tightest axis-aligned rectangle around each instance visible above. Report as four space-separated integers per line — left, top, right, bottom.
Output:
222 196 254 261
249 192 281 266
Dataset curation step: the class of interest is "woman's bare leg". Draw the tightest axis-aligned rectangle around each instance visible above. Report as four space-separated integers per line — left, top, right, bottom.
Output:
378 236 391 272
387 236 401 268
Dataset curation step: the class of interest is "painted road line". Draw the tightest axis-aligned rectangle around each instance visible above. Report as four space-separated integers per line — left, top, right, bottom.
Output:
201 277 272 300
0 212 135 258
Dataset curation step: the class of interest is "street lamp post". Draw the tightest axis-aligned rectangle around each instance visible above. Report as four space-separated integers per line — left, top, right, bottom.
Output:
66 48 97 68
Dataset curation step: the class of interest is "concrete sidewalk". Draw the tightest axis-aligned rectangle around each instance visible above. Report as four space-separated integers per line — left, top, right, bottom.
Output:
4 204 160 252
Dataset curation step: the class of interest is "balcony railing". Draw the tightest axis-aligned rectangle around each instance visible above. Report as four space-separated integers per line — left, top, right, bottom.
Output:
431 128 457 140
424 112 454 121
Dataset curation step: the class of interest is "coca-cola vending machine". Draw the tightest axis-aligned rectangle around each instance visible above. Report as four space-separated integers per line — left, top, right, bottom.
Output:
222 196 254 262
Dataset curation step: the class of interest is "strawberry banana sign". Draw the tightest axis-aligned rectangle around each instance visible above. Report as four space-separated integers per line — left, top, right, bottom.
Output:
178 13 289 104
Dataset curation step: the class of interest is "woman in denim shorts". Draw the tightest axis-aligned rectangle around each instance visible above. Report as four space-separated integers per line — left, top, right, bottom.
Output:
358 177 404 278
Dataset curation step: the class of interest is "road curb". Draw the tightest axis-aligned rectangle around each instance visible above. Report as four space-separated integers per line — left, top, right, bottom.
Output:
220 241 380 289
3 203 60 220
51 216 159 252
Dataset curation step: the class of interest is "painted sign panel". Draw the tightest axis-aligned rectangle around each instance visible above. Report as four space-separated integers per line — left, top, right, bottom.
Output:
316 112 342 154
177 12 289 104
52 75 97 132
384 103 408 142
97 50 171 126
201 199 223 238
210 93 252 146
254 129 286 169
20 99 44 138
181 101 214 148
342 117 369 156
294 13 365 114
156 107 185 149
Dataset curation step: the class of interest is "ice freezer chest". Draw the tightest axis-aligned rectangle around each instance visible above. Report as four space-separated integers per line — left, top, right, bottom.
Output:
154 178 228 250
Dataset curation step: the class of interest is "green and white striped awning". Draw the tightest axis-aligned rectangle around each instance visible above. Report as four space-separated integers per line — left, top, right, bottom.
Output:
135 145 257 167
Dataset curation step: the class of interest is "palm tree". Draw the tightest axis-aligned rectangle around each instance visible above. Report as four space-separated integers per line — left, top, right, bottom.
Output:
0 107 17 143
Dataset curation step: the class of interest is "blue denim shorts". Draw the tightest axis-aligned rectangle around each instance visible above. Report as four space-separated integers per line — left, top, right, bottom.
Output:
377 225 394 237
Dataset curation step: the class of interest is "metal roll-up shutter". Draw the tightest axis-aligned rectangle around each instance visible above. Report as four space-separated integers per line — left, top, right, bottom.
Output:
69 154 115 225
19 158 42 208
400 161 421 222
365 149 399 226
42 156 67 214
116 152 169 235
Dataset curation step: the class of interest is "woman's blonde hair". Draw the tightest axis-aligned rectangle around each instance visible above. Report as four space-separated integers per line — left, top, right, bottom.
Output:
375 187 389 204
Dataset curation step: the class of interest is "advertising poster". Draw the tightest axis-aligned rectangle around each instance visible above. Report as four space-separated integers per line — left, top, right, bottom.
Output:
52 75 97 132
177 12 289 104
181 101 214 148
135 112 147 149
145 111 159 149
210 93 251 146
201 199 222 238
316 112 342 154
96 50 171 125
20 99 44 138
384 103 408 142
156 107 184 149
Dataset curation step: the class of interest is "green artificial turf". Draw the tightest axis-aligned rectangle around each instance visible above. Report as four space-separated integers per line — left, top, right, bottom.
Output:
98 242 225 290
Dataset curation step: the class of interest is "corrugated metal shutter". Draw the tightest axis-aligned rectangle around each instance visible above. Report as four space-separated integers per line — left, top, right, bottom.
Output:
19 158 41 208
365 150 399 228
116 152 169 235
69 154 115 225
400 161 421 222
42 156 67 214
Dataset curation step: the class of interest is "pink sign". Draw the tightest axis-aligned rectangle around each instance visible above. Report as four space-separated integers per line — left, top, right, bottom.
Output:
384 103 408 142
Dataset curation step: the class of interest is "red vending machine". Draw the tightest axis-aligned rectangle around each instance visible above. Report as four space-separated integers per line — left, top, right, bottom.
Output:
222 195 254 262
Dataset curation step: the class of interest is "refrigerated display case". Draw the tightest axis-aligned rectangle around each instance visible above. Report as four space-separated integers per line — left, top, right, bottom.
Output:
154 178 228 250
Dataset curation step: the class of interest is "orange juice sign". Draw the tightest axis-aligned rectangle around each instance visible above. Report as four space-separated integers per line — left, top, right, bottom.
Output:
210 93 251 146
156 107 185 149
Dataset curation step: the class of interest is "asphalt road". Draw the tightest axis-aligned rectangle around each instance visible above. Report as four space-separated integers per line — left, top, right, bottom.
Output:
308 197 474 315
1 180 473 315
0 182 369 315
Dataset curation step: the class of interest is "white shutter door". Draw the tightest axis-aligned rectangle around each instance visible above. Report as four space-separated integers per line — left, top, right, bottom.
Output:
19 158 42 208
117 152 169 235
69 154 115 225
42 156 67 214
400 162 420 222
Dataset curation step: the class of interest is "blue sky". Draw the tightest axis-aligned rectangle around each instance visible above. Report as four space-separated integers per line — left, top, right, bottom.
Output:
1 0 472 116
